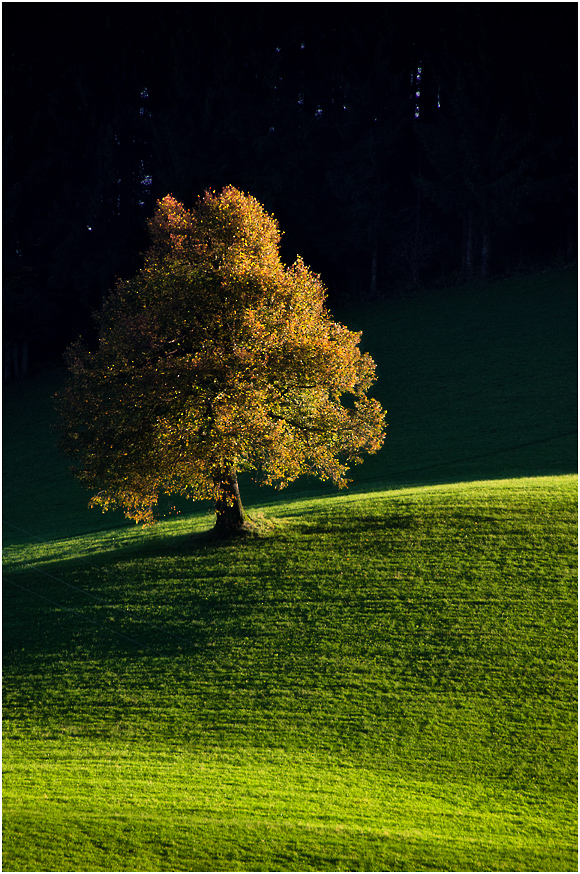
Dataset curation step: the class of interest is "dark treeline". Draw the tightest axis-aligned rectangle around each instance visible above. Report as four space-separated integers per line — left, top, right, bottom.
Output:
4 3 577 377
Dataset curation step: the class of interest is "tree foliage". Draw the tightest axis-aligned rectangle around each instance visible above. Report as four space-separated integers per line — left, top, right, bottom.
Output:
57 187 386 531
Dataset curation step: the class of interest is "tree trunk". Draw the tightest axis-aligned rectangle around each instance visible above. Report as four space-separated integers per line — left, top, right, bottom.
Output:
370 243 378 299
213 468 246 536
481 217 490 277
462 209 474 279
4 339 29 382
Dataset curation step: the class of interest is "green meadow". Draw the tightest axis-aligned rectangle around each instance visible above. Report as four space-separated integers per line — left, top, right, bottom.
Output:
3 268 577 871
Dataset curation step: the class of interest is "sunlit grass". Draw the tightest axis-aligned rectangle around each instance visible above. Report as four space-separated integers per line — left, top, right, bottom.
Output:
3 476 577 871
5 743 575 872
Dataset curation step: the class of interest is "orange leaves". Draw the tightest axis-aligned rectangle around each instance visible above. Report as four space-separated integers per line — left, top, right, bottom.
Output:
147 194 196 259
56 186 386 525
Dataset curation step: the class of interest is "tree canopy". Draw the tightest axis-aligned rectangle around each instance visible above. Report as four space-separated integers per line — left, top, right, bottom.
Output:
57 187 386 533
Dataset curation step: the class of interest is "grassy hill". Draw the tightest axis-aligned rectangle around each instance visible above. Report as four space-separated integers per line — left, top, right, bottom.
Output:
3 268 577 870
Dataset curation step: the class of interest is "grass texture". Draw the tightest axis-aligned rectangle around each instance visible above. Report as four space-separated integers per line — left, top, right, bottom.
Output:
3 268 577 871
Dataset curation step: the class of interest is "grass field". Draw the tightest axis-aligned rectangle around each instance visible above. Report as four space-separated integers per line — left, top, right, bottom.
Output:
3 267 577 871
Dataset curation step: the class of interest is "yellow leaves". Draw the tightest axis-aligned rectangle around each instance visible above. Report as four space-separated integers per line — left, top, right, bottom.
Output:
56 185 386 526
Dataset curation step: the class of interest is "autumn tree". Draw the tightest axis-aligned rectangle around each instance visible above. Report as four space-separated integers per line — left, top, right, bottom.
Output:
57 187 386 535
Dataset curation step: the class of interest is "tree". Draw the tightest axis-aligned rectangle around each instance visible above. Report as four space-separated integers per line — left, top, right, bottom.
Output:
56 187 386 535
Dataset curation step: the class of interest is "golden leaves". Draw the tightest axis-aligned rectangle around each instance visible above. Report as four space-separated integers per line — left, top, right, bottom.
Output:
56 186 386 525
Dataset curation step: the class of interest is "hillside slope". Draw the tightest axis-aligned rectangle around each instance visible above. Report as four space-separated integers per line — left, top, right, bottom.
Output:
3 475 577 871
3 267 576 542
3 269 577 870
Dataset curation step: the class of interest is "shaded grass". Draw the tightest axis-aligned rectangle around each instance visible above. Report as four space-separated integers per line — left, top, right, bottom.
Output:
3 267 576 543
336 265 577 490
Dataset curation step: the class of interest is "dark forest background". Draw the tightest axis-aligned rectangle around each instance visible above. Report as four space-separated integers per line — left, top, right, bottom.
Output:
4 3 577 379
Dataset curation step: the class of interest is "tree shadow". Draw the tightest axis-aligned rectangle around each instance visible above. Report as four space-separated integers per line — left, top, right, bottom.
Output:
3 514 295 672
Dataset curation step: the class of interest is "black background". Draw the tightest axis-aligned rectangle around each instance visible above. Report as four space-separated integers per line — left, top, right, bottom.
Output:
4 3 577 374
